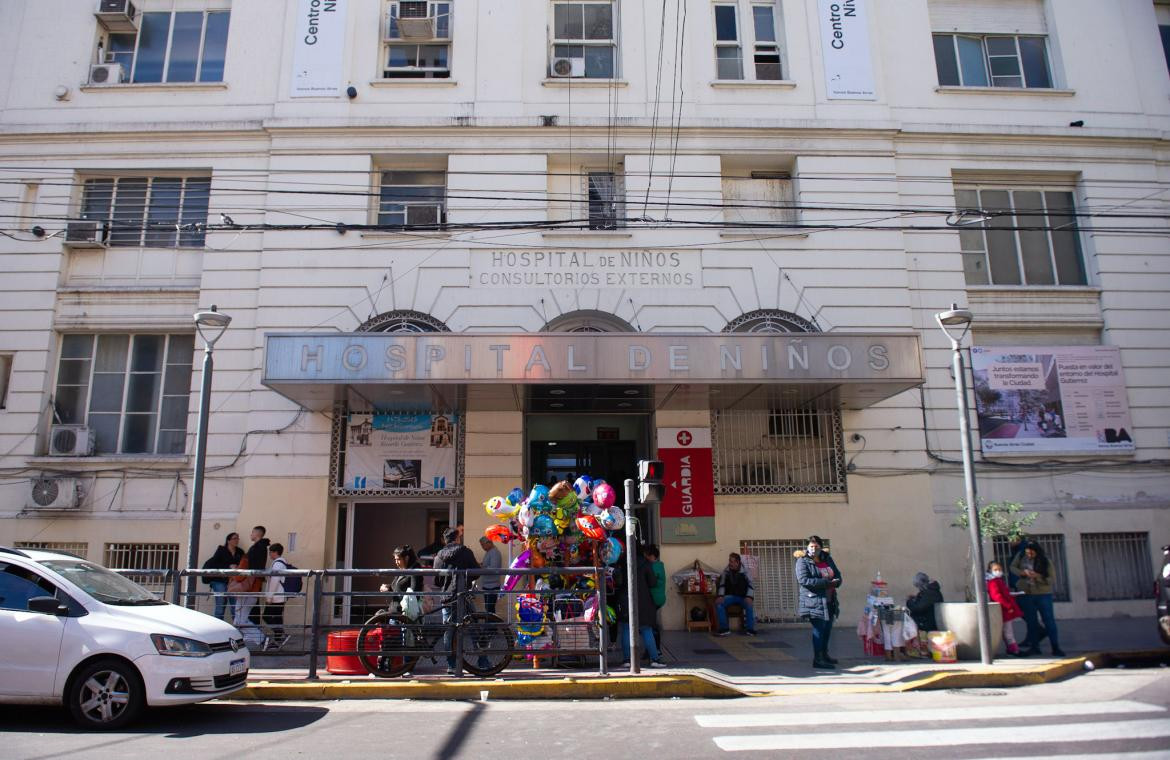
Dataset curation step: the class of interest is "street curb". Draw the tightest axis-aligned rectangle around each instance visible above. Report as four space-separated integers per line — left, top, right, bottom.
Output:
234 673 742 701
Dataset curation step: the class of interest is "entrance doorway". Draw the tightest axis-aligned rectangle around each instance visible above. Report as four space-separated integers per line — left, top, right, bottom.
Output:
530 439 637 487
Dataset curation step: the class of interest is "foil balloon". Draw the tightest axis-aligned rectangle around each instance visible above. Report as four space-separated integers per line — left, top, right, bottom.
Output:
592 482 617 510
484 496 517 520
529 484 550 503
599 505 625 531
573 475 593 500
484 524 515 543
532 514 557 537
582 501 604 517
517 504 536 528
503 549 532 591
548 480 574 506
602 536 623 565
575 515 606 540
505 487 526 506
515 594 546 645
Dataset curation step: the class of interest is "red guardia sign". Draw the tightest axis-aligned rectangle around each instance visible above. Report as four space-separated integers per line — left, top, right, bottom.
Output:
658 428 715 543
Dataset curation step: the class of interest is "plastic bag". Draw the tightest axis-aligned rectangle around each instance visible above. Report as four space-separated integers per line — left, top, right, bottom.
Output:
670 559 720 594
928 630 958 663
399 590 421 620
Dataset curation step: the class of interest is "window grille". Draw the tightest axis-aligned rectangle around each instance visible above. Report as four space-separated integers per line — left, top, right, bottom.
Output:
104 542 180 597
740 538 827 622
712 409 845 495
991 534 1070 602
1082 532 1152 602
15 541 89 560
80 176 210 248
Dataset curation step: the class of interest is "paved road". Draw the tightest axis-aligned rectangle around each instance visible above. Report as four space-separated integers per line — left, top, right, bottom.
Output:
5 667 1170 759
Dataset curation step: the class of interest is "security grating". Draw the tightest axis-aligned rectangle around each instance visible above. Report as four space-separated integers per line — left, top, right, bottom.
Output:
740 538 827 622
104 542 179 597
1082 532 1152 601
992 534 1070 602
712 409 845 495
15 540 88 559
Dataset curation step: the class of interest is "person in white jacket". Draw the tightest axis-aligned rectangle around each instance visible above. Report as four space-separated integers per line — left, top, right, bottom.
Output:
262 543 289 650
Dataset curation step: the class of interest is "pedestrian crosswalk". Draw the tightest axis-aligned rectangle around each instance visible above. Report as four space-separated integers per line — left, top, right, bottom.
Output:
693 700 1170 754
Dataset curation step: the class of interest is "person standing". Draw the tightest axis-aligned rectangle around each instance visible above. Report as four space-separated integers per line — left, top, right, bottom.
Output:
202 532 243 621
644 544 667 649
1011 541 1065 657
233 526 269 645
477 536 502 615
262 543 289 650
795 535 842 669
715 552 757 636
615 547 667 668
986 561 1023 656
432 527 479 674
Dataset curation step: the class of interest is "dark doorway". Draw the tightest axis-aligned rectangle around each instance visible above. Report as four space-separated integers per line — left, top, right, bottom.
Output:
530 439 637 488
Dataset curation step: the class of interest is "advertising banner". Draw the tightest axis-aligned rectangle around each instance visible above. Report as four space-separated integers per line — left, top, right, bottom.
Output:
343 412 457 490
970 345 1135 456
658 428 716 544
817 0 876 100
291 0 348 97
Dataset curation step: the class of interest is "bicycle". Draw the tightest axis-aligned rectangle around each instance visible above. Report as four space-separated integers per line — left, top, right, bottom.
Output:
357 590 513 678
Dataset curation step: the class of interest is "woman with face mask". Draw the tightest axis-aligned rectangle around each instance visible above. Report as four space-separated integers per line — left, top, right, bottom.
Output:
794 535 842 669
986 561 1023 656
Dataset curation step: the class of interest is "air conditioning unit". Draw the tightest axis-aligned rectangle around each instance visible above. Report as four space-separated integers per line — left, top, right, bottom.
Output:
89 62 126 86
404 204 443 227
397 16 436 39
551 57 585 78
27 477 83 511
64 221 109 248
49 425 96 457
95 0 139 32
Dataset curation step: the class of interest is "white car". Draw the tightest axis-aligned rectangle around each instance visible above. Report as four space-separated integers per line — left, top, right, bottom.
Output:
0 546 249 729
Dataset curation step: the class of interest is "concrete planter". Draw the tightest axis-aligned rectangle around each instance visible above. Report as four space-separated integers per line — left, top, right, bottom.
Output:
934 602 1003 660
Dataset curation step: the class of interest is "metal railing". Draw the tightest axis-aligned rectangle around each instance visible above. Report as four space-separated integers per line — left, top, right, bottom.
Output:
113 565 612 679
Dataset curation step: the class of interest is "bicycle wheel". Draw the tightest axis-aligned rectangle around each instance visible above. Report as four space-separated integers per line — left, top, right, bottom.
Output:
357 611 419 678
460 612 513 677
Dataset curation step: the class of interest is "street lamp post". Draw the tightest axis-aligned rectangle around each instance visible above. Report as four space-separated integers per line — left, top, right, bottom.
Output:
184 305 232 607
935 303 993 665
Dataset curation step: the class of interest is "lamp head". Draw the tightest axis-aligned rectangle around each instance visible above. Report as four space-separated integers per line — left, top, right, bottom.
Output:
193 305 231 348
934 303 973 345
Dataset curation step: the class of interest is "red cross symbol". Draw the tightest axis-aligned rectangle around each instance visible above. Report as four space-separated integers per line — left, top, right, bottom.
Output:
676 430 693 446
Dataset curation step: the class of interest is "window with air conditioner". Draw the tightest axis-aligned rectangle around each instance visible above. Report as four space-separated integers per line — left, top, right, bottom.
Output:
98 7 230 84
78 175 210 248
53 333 194 456
377 171 447 227
712 1 784 81
953 184 1087 286
550 1 617 79
383 1 451 78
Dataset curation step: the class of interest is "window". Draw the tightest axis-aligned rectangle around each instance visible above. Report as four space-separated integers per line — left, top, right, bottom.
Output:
1082 532 1152 601
1161 25 1170 74
0 354 11 409
14 541 89 560
54 333 194 456
991 534 1070 602
377 172 447 227
102 9 230 84
585 171 623 229
551 1 616 78
79 176 210 248
713 2 782 81
933 34 1051 88
0 563 58 612
383 1 451 78
721 172 795 226
954 186 1086 286
712 409 845 494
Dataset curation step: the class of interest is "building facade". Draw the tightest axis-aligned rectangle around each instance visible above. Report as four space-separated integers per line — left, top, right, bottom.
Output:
1 0 1167 629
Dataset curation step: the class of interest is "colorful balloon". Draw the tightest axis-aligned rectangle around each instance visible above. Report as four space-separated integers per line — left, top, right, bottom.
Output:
505 487 526 506
599 505 625 531
517 504 536 528
603 536 623 565
503 550 531 591
532 514 557 537
576 515 606 540
573 475 594 500
529 484 550 503
484 524 515 543
592 482 616 509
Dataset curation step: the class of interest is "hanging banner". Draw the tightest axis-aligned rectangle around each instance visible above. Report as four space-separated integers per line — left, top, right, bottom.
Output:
658 427 716 544
291 0 348 97
343 412 458 490
970 346 1135 456
817 0 876 100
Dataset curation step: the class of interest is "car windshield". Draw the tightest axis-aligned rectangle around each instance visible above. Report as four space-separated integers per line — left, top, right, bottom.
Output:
39 560 166 605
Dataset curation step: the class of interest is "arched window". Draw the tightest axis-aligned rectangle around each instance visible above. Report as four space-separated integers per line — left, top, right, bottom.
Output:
542 310 636 333
356 310 450 333
722 309 819 334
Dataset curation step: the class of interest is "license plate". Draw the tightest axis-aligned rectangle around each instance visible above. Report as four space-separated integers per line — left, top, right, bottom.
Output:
229 658 246 676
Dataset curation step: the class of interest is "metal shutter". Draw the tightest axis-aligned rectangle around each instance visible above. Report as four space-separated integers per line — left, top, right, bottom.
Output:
929 0 1047 34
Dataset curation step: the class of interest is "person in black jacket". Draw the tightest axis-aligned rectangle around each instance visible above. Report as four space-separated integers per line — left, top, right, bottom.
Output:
202 532 243 621
614 547 667 668
715 553 757 636
431 527 479 674
244 526 270 627
795 535 842 669
906 572 943 632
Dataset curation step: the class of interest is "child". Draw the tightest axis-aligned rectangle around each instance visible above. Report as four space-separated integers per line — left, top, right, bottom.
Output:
986 560 1023 656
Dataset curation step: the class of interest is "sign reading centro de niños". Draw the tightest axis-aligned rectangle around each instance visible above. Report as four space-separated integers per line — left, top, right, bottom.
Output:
658 428 716 544
291 0 347 97
817 0 876 100
970 345 1135 456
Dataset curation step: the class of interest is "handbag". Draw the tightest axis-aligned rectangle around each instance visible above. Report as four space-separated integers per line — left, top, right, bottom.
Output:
399 590 422 620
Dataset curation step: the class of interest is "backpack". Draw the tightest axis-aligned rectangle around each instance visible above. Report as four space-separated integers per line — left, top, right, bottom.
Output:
279 561 303 594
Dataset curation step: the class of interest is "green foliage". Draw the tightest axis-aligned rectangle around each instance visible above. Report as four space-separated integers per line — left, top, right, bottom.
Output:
953 499 1038 541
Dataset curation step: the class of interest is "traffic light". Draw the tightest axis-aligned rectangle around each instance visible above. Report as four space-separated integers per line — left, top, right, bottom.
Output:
637 459 665 504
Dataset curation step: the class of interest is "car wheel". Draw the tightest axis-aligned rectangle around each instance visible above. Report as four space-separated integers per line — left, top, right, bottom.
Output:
68 658 144 730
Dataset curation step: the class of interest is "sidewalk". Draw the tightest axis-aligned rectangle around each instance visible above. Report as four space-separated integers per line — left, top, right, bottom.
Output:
235 615 1166 701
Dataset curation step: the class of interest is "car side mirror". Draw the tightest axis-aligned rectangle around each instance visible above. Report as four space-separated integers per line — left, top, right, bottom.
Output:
28 596 68 615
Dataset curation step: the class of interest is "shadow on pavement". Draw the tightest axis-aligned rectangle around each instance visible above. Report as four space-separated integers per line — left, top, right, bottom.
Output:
0 702 329 737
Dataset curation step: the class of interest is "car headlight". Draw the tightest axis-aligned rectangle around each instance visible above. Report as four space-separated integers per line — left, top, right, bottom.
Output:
151 634 212 657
